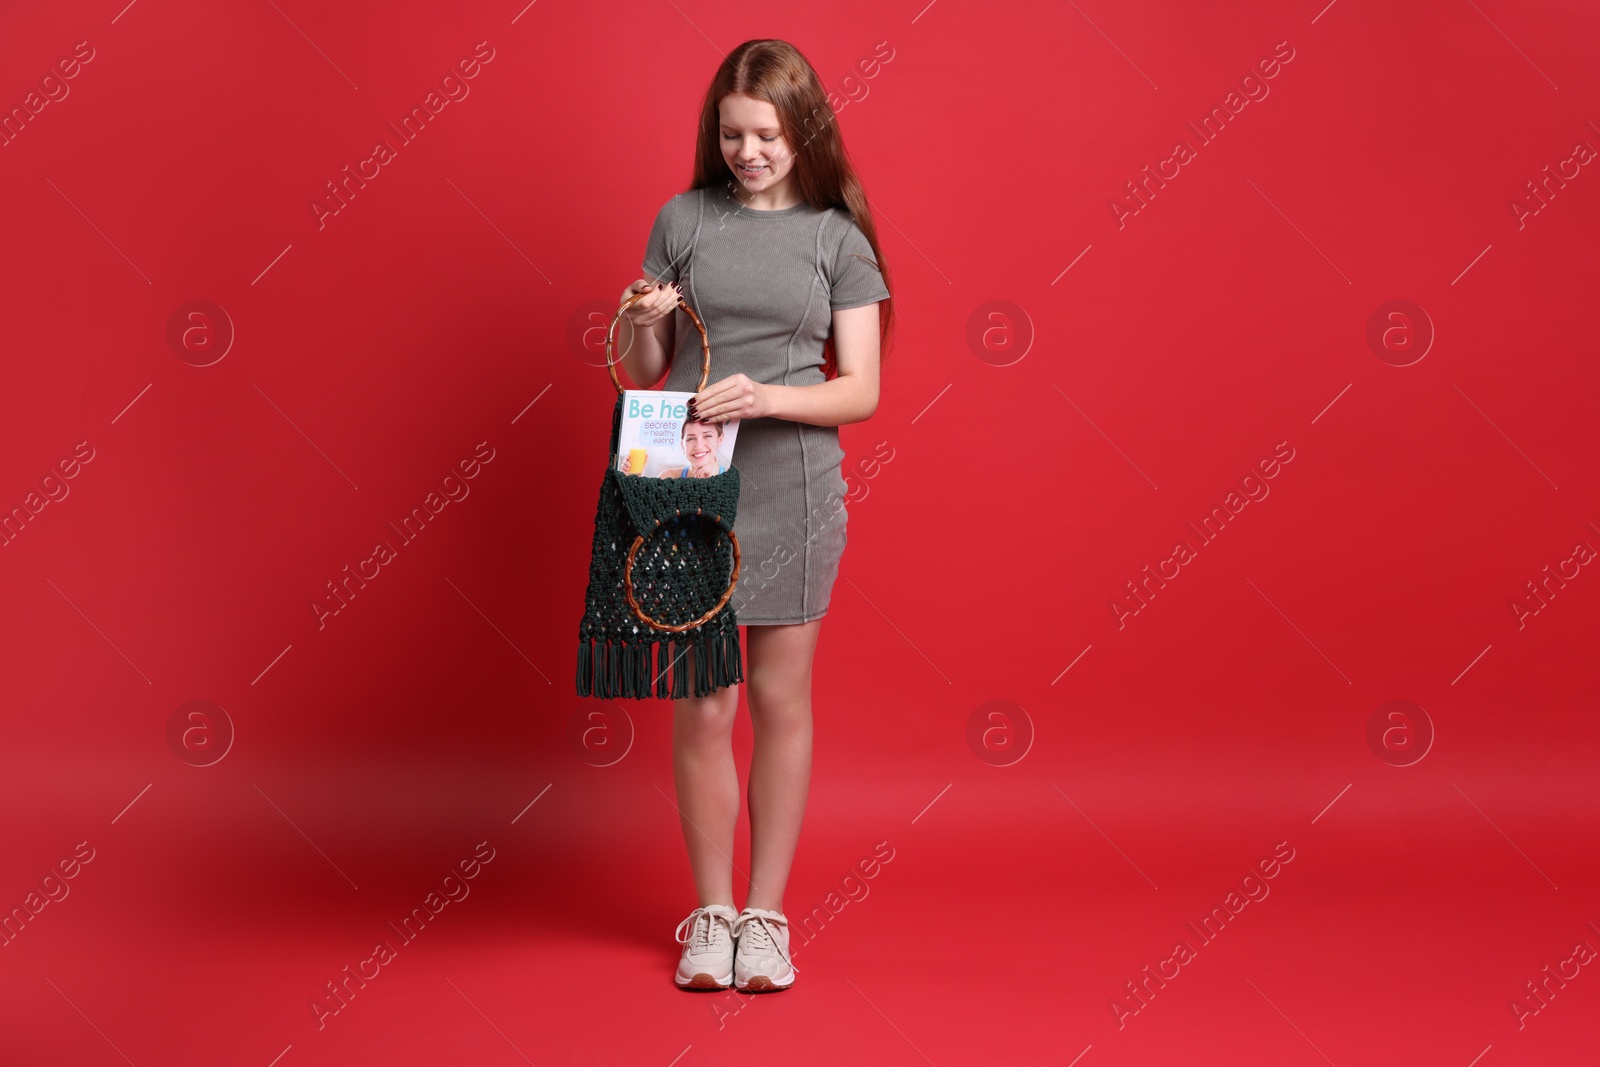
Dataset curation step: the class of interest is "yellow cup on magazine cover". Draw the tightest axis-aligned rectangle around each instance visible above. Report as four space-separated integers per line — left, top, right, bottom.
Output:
626 447 647 475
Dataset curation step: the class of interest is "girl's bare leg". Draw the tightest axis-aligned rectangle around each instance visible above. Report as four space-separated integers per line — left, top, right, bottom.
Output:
671 644 741 907
742 619 822 912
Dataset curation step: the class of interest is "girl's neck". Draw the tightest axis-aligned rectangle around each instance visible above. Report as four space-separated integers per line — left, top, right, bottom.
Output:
726 178 801 212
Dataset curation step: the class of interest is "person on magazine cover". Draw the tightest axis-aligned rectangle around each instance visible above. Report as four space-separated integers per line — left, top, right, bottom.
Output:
611 38 895 993
660 409 728 478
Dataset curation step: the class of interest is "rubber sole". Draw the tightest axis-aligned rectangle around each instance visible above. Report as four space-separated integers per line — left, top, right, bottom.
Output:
676 971 732 990
736 975 793 993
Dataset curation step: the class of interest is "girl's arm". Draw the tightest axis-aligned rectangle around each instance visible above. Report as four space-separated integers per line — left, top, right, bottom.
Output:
615 286 677 387
758 303 882 427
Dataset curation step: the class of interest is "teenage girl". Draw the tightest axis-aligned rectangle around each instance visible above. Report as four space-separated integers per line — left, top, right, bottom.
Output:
614 38 894 993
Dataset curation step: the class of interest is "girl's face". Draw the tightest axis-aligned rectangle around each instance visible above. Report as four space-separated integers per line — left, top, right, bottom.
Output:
718 93 797 204
682 423 721 469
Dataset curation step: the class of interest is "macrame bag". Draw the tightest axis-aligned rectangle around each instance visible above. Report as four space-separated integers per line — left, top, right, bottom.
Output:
575 290 744 700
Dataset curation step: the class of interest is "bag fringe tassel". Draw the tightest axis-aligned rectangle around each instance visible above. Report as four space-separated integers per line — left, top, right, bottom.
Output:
575 628 745 701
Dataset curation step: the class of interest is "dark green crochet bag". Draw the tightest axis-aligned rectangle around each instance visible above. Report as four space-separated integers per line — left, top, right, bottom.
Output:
575 291 744 700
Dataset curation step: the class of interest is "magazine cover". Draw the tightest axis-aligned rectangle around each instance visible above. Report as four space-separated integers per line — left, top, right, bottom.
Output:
616 390 741 479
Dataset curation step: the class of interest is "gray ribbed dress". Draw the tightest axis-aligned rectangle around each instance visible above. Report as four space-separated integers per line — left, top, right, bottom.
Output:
641 182 890 625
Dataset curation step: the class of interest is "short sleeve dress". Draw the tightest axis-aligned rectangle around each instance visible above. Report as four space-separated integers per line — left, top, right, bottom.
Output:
641 182 890 625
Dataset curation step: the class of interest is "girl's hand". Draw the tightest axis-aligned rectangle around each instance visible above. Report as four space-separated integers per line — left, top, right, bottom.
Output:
692 374 770 422
620 278 681 328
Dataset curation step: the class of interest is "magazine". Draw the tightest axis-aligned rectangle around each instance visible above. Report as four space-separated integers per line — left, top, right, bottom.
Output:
615 390 741 479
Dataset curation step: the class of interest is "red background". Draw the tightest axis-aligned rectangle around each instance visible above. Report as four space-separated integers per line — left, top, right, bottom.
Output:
2 1 1597 1064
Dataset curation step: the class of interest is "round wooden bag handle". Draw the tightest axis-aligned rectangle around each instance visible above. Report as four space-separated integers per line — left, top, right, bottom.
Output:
623 508 743 633
606 287 712 395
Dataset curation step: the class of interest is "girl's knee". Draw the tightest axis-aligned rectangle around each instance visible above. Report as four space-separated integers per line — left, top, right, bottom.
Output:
746 678 812 726
674 687 738 737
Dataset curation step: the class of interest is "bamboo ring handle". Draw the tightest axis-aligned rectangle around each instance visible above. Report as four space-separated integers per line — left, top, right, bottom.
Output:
622 508 742 632
606 288 711 396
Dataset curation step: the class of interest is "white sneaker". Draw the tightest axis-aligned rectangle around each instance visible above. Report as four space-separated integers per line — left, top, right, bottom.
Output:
732 906 797 992
674 903 738 989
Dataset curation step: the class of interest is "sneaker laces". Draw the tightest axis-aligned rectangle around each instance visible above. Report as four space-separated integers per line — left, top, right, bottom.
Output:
676 906 731 952
732 907 797 972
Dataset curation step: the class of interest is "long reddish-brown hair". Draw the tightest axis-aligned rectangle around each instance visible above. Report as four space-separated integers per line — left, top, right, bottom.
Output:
686 39 895 378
